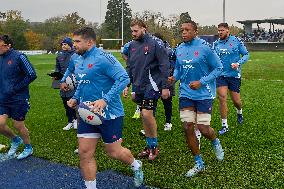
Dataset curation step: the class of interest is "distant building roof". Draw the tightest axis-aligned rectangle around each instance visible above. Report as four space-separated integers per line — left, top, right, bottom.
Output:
237 18 284 25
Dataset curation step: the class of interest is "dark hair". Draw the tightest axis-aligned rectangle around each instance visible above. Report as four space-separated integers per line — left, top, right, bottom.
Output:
130 19 147 28
0 35 13 47
218 23 229 29
73 27 96 41
182 20 198 31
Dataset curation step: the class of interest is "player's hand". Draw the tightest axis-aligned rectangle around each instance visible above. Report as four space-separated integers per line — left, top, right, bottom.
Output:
60 82 69 91
168 76 175 85
231 63 239 70
123 87 129 98
161 89 170 99
189 81 201 90
67 99 77 109
89 99 107 115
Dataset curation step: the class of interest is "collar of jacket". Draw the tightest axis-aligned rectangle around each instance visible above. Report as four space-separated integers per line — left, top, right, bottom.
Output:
82 45 97 58
1 48 13 57
136 33 149 42
184 37 197 45
219 34 231 43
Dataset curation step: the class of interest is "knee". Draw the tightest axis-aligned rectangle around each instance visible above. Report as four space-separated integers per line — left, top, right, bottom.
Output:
141 109 152 119
218 94 227 103
183 122 195 133
0 116 7 127
79 148 95 162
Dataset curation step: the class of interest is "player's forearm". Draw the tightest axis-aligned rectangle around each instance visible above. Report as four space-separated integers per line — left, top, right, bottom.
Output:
237 53 249 65
103 74 130 104
200 66 223 85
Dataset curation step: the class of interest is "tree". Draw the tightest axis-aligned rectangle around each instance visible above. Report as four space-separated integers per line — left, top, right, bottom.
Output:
2 10 28 49
64 12 86 31
29 12 95 51
134 10 175 46
101 0 132 48
24 30 45 50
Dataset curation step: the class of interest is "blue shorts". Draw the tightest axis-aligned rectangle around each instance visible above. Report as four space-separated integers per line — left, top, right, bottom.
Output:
77 116 123 144
179 97 213 113
216 76 241 93
135 90 160 110
0 100 30 121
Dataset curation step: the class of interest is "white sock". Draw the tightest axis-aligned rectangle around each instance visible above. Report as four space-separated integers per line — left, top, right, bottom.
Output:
237 108 242 114
131 159 141 171
222 119 228 127
85 179 97 189
136 105 140 113
195 128 201 139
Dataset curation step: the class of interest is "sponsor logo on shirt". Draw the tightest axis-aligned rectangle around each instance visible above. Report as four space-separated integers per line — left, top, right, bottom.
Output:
77 73 90 84
78 73 86 78
7 60 12 65
182 59 193 64
218 48 231 55
182 64 195 69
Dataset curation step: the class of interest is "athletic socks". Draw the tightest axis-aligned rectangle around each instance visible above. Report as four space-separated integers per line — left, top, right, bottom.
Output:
237 108 242 114
211 138 221 146
222 119 228 128
24 144 32 149
194 154 204 166
12 136 22 143
146 137 158 149
131 159 141 171
85 179 97 189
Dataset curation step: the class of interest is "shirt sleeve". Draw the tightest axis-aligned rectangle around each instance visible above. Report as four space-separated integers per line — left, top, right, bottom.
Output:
237 40 249 65
101 55 130 104
154 41 170 89
61 55 75 83
55 54 61 73
200 48 223 85
125 43 133 86
173 48 181 81
13 54 37 93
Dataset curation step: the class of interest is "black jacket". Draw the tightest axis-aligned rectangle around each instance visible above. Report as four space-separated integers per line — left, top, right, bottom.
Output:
126 33 170 94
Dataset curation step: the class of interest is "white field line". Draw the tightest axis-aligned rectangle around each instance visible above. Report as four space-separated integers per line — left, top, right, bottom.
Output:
242 78 283 82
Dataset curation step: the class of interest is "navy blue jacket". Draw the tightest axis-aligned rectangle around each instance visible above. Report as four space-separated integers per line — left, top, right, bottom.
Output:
0 49 37 103
55 49 75 97
126 33 170 94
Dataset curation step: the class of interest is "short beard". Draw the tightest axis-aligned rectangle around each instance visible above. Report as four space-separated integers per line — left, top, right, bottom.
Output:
76 49 87 55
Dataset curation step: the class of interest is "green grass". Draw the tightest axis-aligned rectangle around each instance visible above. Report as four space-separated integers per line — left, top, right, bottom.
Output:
1 51 284 188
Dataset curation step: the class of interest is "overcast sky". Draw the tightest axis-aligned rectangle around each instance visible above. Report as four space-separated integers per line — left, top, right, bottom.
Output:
2 0 284 29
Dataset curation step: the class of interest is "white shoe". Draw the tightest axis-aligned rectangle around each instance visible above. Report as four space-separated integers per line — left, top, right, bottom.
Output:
63 122 73 130
185 164 205 178
74 148 79 154
164 123 172 131
72 120 78 129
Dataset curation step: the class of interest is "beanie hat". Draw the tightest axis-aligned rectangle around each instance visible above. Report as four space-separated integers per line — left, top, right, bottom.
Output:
61 37 73 47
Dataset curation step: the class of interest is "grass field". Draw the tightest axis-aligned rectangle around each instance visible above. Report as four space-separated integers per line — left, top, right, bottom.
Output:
1 51 284 189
